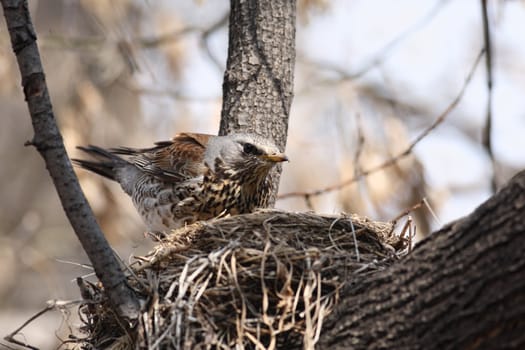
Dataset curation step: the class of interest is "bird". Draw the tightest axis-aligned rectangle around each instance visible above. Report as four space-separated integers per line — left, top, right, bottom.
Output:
73 132 288 232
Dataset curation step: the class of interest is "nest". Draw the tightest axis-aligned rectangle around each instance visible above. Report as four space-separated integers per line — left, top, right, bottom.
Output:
76 210 408 349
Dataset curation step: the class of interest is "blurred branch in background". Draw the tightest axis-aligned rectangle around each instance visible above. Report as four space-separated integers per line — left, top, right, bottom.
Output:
481 0 495 193
279 48 485 208
297 0 450 89
41 10 229 77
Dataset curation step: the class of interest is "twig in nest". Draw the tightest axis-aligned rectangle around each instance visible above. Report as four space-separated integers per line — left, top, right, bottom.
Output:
4 300 81 350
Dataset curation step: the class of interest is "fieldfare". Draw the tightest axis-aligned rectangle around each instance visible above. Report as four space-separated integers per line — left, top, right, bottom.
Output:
73 133 288 231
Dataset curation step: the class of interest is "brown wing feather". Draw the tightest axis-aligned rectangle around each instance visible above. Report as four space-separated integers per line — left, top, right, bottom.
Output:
112 133 214 182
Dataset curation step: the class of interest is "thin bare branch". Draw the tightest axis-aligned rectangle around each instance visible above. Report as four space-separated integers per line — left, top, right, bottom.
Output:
200 12 230 72
139 26 199 48
117 79 220 102
481 0 496 193
41 12 228 53
4 300 81 350
1 0 139 321
352 113 365 179
4 304 53 350
302 0 451 84
41 26 198 51
279 48 485 200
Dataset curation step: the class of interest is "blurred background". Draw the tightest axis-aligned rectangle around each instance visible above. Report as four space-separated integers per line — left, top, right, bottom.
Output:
1 0 524 348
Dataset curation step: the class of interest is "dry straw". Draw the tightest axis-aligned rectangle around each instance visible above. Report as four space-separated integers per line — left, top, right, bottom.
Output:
77 210 408 349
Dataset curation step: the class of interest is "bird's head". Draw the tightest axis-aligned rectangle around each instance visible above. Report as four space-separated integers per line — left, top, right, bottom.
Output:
204 133 288 179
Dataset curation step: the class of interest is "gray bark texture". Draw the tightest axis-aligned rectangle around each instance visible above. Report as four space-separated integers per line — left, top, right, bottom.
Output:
318 170 525 350
220 0 296 206
1 0 139 322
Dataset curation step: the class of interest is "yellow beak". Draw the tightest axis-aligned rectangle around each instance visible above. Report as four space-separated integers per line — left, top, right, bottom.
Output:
261 153 289 163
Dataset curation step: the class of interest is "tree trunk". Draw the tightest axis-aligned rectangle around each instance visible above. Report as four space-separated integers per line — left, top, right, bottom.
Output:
220 0 296 205
318 170 525 350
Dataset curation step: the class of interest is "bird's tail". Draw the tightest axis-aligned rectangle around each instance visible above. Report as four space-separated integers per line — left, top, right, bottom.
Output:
72 145 128 182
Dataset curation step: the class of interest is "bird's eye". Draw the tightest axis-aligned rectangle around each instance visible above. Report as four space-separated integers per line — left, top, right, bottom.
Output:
243 143 261 155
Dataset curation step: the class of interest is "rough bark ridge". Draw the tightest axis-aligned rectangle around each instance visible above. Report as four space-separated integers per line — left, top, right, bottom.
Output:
1 0 139 321
220 0 296 205
319 170 525 350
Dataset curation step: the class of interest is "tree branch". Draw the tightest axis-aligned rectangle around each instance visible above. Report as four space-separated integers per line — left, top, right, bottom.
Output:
481 0 496 193
319 169 525 349
1 0 139 321
302 0 450 85
279 48 485 201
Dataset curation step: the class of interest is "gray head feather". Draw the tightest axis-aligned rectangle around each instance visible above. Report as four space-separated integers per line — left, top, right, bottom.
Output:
203 133 283 173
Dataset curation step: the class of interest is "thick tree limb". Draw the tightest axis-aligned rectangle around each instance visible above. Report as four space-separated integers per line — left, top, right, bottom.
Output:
319 169 525 349
220 0 296 205
1 0 139 321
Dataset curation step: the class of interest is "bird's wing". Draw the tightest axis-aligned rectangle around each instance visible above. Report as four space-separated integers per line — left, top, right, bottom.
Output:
111 133 213 182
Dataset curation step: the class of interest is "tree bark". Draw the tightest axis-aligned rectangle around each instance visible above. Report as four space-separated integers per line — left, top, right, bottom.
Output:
220 0 296 205
1 0 139 321
318 169 525 350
